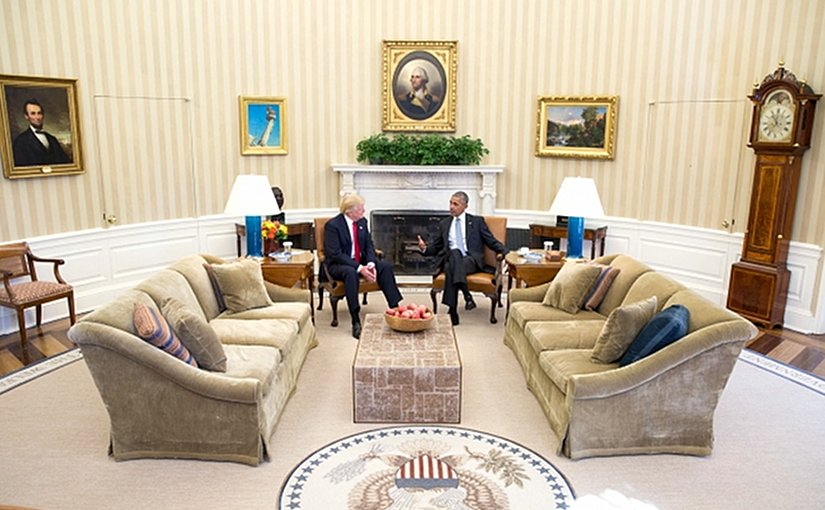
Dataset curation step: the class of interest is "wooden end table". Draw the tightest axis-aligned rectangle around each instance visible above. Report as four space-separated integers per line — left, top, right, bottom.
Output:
505 250 564 290
260 250 316 319
353 314 461 423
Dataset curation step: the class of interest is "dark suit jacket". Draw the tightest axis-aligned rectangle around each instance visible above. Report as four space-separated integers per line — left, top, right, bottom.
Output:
12 129 71 167
423 213 506 273
323 213 379 269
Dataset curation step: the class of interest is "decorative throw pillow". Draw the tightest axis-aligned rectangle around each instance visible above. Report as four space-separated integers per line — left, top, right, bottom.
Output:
161 297 227 372
542 261 604 314
203 263 227 313
591 296 658 364
210 258 271 313
619 304 690 367
583 264 621 311
133 302 197 367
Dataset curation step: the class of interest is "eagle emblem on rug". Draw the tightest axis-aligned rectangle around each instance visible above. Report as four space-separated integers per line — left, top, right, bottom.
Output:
324 437 528 509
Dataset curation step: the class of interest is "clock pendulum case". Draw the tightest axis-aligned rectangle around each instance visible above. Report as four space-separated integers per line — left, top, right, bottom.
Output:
727 63 820 327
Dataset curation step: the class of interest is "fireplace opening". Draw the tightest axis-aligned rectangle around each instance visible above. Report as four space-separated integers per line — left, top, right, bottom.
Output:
371 210 450 275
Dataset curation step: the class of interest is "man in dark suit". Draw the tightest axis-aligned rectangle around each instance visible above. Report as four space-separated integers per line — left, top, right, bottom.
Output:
12 99 71 167
324 194 403 339
417 191 507 325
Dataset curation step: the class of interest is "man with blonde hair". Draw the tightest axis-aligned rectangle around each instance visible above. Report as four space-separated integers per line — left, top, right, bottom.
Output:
324 194 403 338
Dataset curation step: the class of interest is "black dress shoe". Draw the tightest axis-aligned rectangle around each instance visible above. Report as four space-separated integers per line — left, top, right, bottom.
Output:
449 308 460 326
352 320 362 339
465 297 477 311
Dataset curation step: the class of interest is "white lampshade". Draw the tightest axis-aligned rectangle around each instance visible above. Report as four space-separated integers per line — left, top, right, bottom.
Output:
223 174 281 216
548 177 605 218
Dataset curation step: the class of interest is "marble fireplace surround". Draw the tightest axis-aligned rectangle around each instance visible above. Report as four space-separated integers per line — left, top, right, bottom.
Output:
332 164 503 217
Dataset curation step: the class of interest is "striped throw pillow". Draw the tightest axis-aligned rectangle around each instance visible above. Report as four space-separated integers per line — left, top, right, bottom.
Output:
133 303 198 367
583 264 621 311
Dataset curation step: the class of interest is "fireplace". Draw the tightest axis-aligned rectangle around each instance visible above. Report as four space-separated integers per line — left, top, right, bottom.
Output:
334 164 504 277
371 210 450 275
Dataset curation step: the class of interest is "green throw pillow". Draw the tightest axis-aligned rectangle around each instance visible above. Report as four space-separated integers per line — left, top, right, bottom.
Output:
161 297 227 372
542 262 604 314
591 296 658 364
210 258 271 313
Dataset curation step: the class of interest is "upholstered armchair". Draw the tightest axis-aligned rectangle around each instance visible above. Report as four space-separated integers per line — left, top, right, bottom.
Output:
0 242 76 355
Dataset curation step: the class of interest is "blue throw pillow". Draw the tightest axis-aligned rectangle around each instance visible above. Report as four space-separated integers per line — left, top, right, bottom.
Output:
619 305 690 366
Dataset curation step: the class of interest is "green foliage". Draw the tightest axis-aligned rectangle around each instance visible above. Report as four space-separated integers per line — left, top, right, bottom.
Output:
355 133 489 165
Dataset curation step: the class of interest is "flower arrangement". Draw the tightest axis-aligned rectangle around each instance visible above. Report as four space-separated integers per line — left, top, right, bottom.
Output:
262 220 288 241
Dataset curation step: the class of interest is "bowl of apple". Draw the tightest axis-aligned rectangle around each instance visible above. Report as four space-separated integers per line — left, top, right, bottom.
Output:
384 303 435 332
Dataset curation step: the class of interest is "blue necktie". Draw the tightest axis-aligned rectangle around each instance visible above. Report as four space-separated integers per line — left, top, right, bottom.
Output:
454 218 466 255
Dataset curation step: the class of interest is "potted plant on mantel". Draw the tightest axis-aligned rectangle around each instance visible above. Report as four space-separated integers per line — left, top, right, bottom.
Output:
355 133 489 166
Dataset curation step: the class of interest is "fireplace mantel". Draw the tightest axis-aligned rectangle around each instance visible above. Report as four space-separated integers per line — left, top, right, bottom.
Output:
332 164 504 215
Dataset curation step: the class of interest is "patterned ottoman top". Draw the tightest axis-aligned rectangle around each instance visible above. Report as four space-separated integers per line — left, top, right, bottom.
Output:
354 314 460 369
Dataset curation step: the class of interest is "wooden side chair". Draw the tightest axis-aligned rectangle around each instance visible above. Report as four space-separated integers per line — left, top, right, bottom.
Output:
430 216 507 324
0 242 76 352
314 217 382 327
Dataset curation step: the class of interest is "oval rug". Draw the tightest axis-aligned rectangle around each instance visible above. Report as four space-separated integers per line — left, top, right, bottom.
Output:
278 425 575 509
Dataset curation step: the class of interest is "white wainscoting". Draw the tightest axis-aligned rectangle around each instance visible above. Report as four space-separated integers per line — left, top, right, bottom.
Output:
501 210 824 334
2 210 823 335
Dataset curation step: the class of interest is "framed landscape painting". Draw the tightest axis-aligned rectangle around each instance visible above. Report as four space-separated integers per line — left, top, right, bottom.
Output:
536 96 618 159
0 74 84 179
382 40 457 132
239 96 288 155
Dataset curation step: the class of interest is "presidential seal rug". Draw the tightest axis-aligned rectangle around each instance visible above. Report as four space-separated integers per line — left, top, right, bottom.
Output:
278 425 575 509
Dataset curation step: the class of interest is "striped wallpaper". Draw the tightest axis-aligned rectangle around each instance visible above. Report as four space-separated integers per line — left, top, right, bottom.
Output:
1 0 824 248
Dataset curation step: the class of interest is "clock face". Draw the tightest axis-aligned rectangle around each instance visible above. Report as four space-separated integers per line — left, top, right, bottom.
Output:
757 89 795 143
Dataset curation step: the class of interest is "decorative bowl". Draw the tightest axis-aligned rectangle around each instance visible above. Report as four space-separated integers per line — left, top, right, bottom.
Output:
384 313 435 332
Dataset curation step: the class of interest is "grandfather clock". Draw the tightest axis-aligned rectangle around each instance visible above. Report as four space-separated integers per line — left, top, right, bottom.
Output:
727 63 820 327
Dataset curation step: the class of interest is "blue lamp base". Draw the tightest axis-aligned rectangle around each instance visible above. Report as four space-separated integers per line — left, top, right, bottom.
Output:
245 215 263 258
566 216 585 259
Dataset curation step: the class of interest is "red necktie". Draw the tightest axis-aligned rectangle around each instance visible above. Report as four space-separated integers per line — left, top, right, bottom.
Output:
352 221 361 262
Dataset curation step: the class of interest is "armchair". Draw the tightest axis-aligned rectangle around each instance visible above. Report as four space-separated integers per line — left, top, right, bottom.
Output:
0 242 76 355
430 216 507 324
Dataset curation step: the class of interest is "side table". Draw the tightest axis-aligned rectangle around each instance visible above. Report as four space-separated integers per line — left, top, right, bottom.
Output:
505 250 564 290
260 251 316 320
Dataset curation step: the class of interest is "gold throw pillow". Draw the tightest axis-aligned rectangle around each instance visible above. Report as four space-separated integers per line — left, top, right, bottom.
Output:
210 258 271 313
542 261 604 314
591 296 659 364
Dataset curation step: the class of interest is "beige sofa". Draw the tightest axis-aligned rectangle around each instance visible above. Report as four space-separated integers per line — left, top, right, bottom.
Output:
504 254 758 459
68 254 317 466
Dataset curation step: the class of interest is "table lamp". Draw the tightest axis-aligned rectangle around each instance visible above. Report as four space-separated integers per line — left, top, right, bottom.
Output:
548 177 604 259
224 174 281 258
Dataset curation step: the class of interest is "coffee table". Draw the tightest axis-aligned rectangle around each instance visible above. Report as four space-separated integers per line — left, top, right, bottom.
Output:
352 314 461 423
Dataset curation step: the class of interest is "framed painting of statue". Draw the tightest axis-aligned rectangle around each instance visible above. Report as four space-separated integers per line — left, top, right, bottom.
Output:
535 96 618 159
382 40 457 132
0 74 84 179
239 96 288 155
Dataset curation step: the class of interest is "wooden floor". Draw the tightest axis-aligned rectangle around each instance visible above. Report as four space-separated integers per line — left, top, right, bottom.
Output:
1 315 824 379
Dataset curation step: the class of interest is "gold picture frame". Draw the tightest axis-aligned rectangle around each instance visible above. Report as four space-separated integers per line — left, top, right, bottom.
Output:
0 74 84 179
535 96 618 159
239 96 288 155
382 40 457 132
